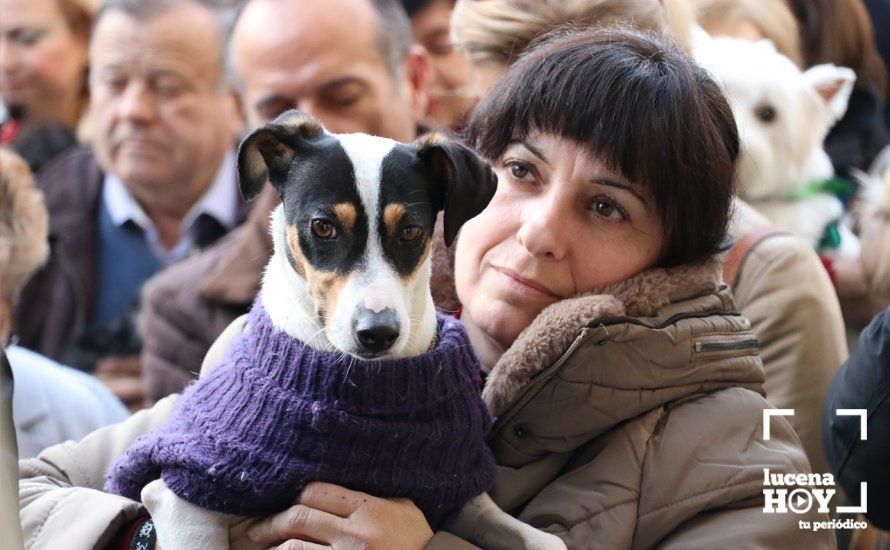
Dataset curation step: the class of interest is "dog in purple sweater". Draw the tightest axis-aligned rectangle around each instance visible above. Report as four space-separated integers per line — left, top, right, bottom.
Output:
106 111 566 549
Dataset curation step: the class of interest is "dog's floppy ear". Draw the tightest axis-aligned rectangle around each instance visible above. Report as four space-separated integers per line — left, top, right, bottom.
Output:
237 109 325 200
414 134 498 247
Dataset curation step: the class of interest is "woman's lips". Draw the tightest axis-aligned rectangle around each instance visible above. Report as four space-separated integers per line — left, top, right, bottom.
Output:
492 266 561 299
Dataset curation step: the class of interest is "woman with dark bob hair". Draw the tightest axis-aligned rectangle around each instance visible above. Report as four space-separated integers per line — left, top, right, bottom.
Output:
16 29 834 549
240 28 833 548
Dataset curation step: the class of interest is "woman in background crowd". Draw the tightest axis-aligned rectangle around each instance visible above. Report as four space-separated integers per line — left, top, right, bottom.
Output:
0 0 93 172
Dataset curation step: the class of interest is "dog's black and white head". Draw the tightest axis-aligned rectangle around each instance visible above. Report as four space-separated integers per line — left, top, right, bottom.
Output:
238 110 497 359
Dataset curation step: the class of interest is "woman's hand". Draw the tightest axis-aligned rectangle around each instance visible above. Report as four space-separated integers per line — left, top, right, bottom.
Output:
241 482 434 550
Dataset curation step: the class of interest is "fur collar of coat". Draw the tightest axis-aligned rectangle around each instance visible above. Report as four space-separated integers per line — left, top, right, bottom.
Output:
480 257 760 415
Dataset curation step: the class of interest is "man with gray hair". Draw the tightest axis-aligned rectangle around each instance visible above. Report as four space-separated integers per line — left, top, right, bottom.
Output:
139 0 430 403
13 0 249 408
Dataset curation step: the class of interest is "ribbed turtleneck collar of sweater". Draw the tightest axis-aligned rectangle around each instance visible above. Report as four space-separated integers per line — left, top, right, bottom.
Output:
107 295 496 527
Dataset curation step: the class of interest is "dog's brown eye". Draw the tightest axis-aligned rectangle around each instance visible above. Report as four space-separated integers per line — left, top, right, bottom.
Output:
400 225 423 241
311 218 337 239
755 105 777 123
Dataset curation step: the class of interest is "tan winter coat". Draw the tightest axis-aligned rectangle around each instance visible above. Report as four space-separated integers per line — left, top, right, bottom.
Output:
18 260 834 549
728 200 848 479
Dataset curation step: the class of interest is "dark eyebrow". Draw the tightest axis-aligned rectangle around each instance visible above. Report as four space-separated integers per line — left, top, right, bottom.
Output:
508 139 550 166
592 178 650 210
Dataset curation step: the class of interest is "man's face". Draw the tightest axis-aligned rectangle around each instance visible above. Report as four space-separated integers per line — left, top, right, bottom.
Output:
232 0 424 140
89 4 236 199
409 0 473 131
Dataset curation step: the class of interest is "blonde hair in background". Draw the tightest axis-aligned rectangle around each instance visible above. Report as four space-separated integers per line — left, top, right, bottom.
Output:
451 0 692 65
689 0 803 67
0 149 49 319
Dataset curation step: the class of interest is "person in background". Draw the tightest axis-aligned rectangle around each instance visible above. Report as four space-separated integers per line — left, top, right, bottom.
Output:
450 0 847 486
402 0 474 131
823 308 890 544
0 0 94 173
139 0 429 404
13 0 247 410
688 0 803 66
786 0 889 176
1 148 128 458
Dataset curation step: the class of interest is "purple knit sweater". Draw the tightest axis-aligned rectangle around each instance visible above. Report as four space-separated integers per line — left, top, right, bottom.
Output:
106 297 496 527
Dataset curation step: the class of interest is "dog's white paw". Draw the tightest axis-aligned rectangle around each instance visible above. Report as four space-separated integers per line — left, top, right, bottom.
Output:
141 478 234 550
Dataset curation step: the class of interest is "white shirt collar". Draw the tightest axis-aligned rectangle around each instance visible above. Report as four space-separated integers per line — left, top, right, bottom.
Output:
102 150 238 264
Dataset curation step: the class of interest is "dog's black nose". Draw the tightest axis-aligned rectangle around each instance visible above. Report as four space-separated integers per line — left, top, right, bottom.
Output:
354 308 400 355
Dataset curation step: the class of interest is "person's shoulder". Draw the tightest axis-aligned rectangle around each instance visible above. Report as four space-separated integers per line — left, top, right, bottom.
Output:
33 146 102 218
141 230 248 339
8 345 119 401
7 345 129 427
828 308 890 401
144 234 236 303
736 230 833 295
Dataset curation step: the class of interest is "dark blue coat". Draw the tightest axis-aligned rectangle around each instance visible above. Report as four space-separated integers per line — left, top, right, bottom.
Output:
823 308 890 529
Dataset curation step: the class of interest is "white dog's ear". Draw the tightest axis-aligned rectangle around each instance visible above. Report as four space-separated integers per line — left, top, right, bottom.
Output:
802 64 857 123
236 110 326 201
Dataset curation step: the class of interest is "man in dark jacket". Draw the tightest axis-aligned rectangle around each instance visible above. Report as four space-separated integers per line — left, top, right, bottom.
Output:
823 307 890 531
14 0 248 408
140 0 431 403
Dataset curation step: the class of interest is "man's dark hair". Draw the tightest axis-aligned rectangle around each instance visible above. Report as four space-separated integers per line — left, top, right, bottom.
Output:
467 27 739 268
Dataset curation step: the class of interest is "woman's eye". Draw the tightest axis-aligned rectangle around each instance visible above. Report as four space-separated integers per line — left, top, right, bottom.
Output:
311 218 337 239
508 162 532 181
592 198 626 221
400 225 423 242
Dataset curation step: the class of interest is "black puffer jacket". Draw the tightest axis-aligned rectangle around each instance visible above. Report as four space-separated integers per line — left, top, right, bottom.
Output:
823 308 890 530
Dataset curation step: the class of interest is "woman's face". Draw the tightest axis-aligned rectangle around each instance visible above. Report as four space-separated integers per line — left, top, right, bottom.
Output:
0 0 88 127
410 0 474 130
455 131 665 347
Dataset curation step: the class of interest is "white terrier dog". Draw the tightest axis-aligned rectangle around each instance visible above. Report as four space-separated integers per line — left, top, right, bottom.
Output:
695 36 859 259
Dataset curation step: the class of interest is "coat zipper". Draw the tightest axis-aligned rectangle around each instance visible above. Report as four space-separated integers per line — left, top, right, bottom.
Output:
490 327 591 437
693 338 759 353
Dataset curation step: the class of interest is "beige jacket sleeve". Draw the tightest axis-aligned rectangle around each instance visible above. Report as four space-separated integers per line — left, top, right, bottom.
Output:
18 395 179 549
732 233 848 477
